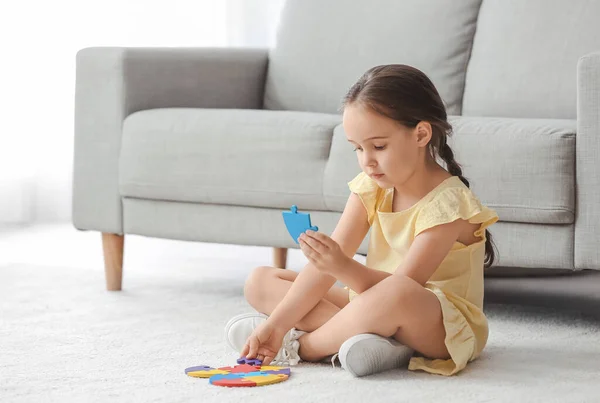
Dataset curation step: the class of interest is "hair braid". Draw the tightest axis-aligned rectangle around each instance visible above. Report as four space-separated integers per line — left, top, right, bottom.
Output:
438 141 496 268
439 141 469 188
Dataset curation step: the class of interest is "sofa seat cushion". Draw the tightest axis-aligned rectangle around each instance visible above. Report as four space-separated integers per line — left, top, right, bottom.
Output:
119 108 341 210
324 116 576 225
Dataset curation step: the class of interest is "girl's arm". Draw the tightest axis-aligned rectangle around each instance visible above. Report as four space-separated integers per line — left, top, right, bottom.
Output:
266 193 370 331
333 217 472 291
329 259 391 294
392 218 467 285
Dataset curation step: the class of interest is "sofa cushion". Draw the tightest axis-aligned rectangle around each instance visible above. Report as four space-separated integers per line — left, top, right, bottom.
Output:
264 0 482 115
324 117 576 224
119 108 340 210
462 0 600 119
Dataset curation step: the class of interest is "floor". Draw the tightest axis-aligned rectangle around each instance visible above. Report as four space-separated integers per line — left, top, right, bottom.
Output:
1 224 599 402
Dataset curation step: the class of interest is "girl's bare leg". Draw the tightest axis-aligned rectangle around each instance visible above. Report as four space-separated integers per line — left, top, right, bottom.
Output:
297 275 451 362
244 266 350 332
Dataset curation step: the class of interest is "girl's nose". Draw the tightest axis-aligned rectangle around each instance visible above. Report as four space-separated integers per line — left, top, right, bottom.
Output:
363 153 377 167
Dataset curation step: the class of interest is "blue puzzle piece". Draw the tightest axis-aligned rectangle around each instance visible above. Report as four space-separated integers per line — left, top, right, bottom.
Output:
282 205 318 244
209 373 246 383
210 370 282 383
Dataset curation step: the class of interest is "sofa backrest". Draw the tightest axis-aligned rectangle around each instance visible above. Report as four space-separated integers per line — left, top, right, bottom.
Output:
462 0 600 120
263 0 482 115
265 0 600 120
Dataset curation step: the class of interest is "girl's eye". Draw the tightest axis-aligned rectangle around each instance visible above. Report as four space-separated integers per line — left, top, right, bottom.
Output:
353 145 385 151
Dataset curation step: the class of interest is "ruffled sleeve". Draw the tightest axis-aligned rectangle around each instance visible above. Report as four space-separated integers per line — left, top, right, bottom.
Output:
414 187 499 238
347 172 383 226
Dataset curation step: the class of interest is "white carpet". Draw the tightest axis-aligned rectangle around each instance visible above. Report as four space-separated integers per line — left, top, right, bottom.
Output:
1 226 600 402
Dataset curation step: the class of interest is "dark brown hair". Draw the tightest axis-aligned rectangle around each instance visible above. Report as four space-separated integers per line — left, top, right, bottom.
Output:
342 64 497 268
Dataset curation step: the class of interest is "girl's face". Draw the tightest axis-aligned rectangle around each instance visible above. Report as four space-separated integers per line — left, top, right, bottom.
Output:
342 104 428 189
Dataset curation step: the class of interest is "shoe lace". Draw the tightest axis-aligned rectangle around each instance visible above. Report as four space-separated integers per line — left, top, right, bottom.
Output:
272 329 304 366
330 353 339 368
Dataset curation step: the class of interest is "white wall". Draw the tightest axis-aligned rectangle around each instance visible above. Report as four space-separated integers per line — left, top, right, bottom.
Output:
0 0 283 224
226 0 285 47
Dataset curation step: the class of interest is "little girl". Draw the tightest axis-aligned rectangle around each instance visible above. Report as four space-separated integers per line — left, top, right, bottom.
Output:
224 64 499 377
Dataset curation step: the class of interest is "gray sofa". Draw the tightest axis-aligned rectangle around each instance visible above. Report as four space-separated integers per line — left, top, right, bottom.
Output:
73 0 600 310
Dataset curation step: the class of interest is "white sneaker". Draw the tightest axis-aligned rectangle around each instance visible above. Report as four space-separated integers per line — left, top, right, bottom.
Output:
224 312 268 353
224 312 306 366
273 328 305 366
338 333 414 377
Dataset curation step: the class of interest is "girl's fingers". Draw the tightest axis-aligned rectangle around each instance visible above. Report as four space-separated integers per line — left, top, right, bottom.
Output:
246 337 259 359
301 233 326 253
307 230 333 248
299 237 313 254
240 342 250 358
300 238 320 264
263 355 273 366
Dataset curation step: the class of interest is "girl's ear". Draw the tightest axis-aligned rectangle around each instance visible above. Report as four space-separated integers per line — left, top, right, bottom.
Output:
415 122 433 147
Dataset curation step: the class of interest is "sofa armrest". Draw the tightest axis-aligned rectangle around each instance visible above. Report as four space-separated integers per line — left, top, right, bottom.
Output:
575 51 600 270
73 47 269 234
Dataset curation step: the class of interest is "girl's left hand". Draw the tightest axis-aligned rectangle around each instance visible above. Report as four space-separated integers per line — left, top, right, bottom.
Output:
298 230 349 275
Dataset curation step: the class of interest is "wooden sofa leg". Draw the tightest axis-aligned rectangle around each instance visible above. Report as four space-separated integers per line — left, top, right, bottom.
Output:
273 247 288 269
102 233 124 291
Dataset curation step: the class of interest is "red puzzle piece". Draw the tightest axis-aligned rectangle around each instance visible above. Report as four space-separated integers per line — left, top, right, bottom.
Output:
217 364 260 374
212 378 257 387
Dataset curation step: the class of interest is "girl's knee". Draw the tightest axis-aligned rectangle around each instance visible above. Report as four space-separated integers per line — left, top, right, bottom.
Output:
382 275 438 320
244 266 274 307
383 275 418 297
366 275 421 309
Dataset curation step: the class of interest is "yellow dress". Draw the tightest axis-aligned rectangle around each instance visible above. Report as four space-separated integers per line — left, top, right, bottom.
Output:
347 172 499 376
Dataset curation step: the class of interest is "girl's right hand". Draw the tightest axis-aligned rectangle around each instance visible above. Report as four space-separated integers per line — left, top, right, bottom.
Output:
240 320 288 366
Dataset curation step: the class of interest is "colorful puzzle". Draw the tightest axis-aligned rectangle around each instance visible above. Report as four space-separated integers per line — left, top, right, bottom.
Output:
282 205 318 244
185 358 291 387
